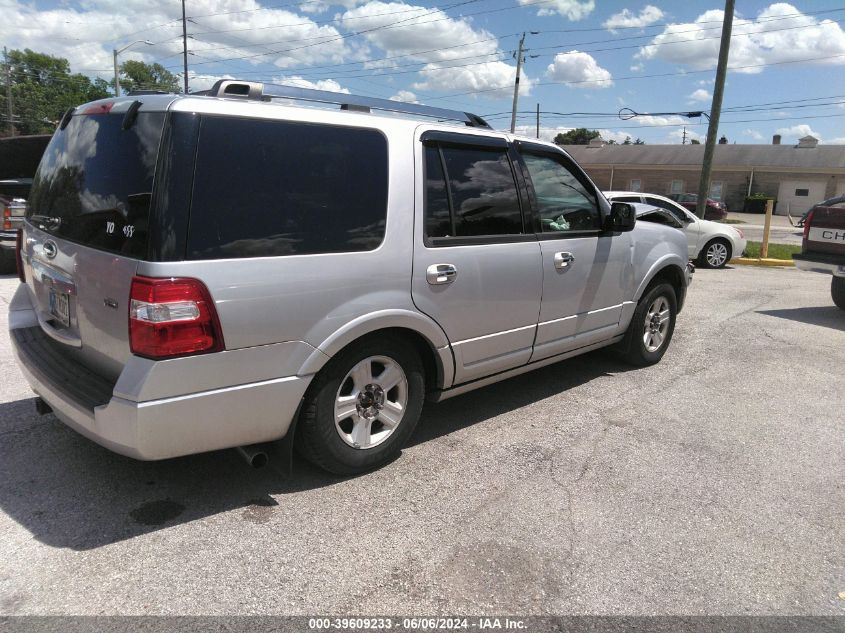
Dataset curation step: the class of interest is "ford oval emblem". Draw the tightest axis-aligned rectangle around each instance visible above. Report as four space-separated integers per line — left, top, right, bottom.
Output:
42 240 58 260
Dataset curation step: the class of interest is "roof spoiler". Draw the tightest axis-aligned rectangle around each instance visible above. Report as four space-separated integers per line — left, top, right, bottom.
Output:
204 80 491 129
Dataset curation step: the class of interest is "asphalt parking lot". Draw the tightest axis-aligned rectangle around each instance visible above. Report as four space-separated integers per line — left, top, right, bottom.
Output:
0 266 842 616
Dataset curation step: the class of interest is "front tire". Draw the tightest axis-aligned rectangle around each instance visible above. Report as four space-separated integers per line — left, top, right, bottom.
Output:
832 276 845 310
621 283 677 366
698 238 732 269
296 334 425 475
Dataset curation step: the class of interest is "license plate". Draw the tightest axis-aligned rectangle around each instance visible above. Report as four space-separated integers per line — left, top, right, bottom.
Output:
49 287 70 327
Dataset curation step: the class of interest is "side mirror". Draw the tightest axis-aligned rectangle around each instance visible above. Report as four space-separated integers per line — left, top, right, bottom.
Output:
606 202 637 232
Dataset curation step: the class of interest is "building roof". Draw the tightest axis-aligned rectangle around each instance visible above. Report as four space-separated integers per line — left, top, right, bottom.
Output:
561 143 845 171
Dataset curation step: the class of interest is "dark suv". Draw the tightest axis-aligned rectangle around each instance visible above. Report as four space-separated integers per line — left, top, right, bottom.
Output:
793 196 845 308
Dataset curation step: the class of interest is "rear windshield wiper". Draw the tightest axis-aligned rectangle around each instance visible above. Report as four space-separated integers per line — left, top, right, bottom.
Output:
29 214 63 230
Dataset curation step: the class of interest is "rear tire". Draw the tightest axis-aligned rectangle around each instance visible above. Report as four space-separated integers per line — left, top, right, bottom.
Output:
832 276 845 310
698 238 732 269
620 282 677 367
296 334 425 475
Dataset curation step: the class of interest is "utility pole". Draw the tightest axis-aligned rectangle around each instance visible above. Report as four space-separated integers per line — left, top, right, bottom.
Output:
4 47 14 137
509 32 526 134
536 103 540 139
695 0 734 219
682 126 687 145
182 0 189 94
113 49 121 97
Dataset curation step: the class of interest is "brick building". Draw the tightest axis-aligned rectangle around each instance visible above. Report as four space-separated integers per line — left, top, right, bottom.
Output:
562 135 845 215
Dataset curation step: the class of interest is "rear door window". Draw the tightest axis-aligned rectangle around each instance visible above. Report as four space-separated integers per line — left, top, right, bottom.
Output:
26 112 165 258
424 144 524 239
187 116 388 259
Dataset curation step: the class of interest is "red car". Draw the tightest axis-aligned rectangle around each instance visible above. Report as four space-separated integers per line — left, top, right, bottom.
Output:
667 193 728 221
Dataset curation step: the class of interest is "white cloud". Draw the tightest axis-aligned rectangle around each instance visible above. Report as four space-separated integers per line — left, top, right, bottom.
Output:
413 61 534 99
638 3 845 73
546 51 613 88
688 88 711 102
604 5 664 32
0 0 351 81
599 129 636 144
667 128 703 143
512 125 572 142
743 129 764 140
341 1 499 65
517 0 594 19
630 63 644 72
276 76 350 93
775 124 820 141
187 72 235 92
389 90 418 103
632 114 689 126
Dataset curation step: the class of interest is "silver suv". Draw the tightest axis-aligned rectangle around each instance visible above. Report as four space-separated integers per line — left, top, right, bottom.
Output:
10 81 692 474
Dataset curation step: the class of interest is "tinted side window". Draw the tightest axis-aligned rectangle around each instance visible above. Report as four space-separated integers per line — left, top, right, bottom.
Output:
521 153 600 233
424 146 451 238
440 146 523 237
188 117 388 259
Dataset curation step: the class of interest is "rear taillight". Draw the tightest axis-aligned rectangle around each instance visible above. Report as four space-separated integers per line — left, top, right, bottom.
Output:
129 276 224 360
803 209 815 240
3 207 10 231
15 229 25 283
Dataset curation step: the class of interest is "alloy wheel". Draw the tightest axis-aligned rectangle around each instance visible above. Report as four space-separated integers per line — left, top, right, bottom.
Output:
334 355 409 450
643 296 671 353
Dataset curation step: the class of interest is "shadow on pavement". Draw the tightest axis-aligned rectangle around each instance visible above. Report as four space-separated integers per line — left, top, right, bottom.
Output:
0 349 630 550
758 306 844 331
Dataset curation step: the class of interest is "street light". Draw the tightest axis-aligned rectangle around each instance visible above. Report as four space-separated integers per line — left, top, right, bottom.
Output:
113 40 154 97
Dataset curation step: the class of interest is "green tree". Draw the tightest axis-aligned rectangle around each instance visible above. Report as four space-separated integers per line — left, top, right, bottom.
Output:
6 49 110 136
690 139 701 144
633 137 645 145
117 60 179 93
553 128 600 145
622 136 632 145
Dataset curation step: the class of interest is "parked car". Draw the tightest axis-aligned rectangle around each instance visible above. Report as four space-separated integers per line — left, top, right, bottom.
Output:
10 81 692 475
606 191 746 268
0 179 31 274
796 194 845 228
667 193 728 221
792 197 845 309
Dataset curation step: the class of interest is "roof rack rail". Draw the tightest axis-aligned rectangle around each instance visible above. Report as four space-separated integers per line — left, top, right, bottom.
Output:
205 80 491 129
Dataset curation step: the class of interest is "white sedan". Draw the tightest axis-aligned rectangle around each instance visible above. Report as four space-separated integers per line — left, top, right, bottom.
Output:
606 191 747 268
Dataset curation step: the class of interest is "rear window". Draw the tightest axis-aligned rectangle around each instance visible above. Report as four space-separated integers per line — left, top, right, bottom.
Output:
26 112 165 258
186 116 388 259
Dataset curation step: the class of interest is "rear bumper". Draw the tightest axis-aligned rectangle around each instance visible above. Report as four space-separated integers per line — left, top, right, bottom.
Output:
793 253 845 277
9 287 313 460
0 230 16 250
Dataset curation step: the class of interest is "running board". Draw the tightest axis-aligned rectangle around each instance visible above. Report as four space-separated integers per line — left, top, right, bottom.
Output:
428 335 624 402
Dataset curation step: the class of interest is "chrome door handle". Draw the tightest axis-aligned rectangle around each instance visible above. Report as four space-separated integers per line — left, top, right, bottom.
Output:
426 263 458 285
554 252 575 269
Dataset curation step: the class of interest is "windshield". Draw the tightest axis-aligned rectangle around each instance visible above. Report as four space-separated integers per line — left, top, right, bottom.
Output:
26 111 165 258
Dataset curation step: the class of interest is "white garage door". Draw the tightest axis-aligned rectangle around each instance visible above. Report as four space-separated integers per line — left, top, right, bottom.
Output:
776 179 827 216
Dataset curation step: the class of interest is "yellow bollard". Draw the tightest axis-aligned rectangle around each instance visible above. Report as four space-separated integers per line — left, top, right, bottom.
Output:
760 198 774 259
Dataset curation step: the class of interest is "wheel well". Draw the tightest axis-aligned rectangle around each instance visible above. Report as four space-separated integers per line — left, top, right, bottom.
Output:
647 265 686 310
335 327 444 393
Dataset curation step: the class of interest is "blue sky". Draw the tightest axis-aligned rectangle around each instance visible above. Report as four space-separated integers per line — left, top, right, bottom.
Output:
2 0 844 143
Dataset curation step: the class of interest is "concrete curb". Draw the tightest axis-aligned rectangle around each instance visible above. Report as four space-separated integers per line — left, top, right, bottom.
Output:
730 257 795 267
